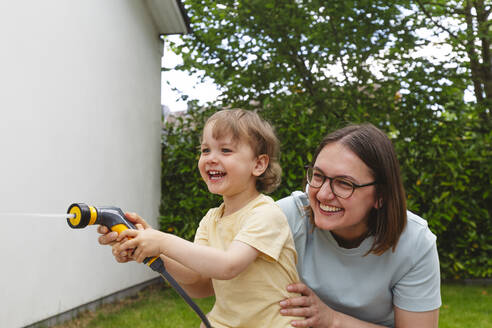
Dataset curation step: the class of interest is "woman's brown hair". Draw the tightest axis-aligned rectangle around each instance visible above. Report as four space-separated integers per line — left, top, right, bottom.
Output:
204 109 282 194
308 123 407 255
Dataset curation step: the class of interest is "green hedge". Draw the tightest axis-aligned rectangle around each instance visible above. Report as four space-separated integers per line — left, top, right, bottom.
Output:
399 122 492 279
160 104 491 279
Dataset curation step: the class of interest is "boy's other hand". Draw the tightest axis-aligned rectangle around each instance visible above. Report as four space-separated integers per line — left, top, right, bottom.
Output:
97 212 151 263
97 225 118 245
97 212 150 245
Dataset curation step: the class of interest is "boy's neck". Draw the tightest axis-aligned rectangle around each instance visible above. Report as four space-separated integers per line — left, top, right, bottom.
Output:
222 188 261 217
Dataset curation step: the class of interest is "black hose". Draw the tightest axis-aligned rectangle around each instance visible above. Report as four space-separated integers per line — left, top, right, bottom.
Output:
147 258 213 328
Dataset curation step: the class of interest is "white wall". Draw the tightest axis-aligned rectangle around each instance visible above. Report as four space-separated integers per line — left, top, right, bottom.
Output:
0 1 164 327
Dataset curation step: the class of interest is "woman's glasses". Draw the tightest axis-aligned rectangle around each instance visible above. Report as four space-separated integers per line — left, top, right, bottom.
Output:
305 166 377 199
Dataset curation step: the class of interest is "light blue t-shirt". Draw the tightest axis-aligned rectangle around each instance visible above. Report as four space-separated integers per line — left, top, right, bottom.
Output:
277 191 441 327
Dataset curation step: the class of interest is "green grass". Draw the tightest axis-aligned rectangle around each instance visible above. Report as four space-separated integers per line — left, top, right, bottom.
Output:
53 283 490 328
52 284 215 328
440 283 491 328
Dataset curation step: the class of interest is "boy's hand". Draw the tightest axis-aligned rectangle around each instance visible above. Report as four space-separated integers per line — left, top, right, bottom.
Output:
116 226 165 263
97 225 118 245
111 237 134 263
98 212 151 262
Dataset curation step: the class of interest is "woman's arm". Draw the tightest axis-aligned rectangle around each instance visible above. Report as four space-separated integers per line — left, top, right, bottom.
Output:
280 283 439 328
166 254 215 298
394 307 439 328
323 308 438 328
179 275 215 299
116 227 259 280
280 283 386 328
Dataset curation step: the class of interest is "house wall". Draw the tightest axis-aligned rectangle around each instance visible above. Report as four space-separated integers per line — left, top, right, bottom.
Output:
0 1 164 327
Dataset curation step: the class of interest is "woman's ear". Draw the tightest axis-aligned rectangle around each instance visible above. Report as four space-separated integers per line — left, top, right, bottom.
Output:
253 154 269 177
374 197 383 209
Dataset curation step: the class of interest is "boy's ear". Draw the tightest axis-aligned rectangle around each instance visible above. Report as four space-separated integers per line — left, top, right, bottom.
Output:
252 154 269 177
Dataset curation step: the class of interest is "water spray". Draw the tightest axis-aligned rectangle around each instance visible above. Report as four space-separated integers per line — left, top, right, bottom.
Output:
0 213 75 219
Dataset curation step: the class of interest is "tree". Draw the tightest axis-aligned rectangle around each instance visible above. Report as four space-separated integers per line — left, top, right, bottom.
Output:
173 0 423 114
415 0 492 130
161 0 491 279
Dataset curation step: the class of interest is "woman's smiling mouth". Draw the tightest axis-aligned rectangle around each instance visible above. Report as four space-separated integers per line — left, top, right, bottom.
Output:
319 203 343 213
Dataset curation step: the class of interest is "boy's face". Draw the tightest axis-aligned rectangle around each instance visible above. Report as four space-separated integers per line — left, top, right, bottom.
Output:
198 123 264 199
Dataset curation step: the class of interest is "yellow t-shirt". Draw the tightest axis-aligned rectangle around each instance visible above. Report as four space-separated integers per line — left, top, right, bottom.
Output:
194 194 301 328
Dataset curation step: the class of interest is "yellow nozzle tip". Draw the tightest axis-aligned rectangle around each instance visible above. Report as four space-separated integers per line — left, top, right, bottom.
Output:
69 206 82 227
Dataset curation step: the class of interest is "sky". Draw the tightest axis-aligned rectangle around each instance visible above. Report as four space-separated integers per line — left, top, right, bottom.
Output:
161 35 220 112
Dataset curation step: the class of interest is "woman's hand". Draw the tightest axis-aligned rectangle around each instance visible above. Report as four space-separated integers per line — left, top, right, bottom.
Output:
280 282 334 327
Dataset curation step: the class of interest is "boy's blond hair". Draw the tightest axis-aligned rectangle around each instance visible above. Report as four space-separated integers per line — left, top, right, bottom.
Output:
204 109 282 194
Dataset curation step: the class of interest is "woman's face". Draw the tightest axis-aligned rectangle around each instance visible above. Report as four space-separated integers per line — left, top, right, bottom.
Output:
308 142 379 242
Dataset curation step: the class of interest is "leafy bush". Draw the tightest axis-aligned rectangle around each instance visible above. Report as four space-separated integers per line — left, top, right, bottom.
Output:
399 119 492 279
160 99 491 279
160 105 220 241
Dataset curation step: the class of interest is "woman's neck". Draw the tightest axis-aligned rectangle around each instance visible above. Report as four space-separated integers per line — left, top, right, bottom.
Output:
331 230 370 249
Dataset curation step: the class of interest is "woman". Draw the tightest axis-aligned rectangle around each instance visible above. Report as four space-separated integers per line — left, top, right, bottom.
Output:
98 123 441 327
277 123 441 327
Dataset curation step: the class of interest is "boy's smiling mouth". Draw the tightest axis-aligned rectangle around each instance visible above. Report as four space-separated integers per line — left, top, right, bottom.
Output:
208 170 226 180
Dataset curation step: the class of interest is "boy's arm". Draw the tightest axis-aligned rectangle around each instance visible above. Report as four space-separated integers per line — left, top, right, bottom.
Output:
162 234 259 280
102 227 214 298
117 228 259 280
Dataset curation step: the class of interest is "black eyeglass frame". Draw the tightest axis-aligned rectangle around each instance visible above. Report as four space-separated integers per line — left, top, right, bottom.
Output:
304 165 377 199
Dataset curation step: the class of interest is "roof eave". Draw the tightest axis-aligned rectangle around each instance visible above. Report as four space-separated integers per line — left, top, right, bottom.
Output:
146 0 192 35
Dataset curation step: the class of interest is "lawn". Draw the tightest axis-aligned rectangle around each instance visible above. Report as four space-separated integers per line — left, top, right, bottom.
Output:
51 284 214 328
439 283 491 328
52 282 491 328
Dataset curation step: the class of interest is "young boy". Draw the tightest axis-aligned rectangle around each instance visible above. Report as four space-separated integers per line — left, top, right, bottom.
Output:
114 109 301 327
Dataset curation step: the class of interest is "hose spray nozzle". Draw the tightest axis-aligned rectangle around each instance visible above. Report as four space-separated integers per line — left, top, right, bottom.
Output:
67 203 135 234
66 202 212 328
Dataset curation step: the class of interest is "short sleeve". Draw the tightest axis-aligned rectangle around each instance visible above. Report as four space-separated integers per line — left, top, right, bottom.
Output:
234 204 290 262
393 232 442 311
277 191 309 237
193 210 212 246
